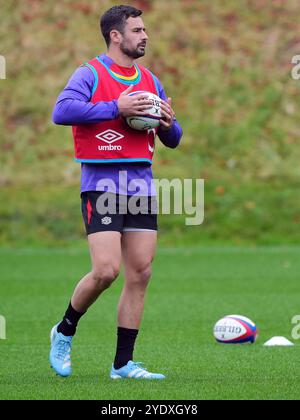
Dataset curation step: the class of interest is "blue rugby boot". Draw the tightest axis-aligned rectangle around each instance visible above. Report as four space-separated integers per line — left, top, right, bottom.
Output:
49 324 73 377
110 361 165 380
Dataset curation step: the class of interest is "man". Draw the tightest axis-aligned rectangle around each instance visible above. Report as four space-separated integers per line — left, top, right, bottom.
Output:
50 5 183 380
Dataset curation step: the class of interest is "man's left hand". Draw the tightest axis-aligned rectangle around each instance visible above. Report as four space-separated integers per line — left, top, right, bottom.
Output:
159 98 175 131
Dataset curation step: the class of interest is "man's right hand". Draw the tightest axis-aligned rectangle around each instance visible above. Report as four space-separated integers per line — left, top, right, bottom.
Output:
117 85 153 117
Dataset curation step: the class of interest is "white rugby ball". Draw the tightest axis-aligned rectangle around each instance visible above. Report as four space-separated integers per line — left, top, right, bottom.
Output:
213 315 257 344
126 90 162 131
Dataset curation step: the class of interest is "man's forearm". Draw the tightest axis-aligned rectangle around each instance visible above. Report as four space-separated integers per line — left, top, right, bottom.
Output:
52 98 119 125
158 121 183 149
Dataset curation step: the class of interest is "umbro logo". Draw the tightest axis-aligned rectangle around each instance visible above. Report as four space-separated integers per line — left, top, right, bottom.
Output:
96 130 124 144
101 216 112 225
96 130 124 152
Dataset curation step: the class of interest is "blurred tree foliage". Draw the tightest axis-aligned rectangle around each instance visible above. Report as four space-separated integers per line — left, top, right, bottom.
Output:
1 0 300 246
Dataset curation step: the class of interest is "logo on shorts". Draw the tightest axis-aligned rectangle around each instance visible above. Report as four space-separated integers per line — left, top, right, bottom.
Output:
96 130 124 151
101 216 112 225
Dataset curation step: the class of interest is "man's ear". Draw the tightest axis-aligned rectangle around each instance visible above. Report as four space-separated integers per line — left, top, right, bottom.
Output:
110 30 122 45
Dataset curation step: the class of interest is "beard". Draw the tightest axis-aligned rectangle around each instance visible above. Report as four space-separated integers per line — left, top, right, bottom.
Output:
120 41 146 59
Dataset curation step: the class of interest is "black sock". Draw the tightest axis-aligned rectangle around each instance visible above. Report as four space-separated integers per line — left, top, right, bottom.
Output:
57 302 85 336
114 327 139 369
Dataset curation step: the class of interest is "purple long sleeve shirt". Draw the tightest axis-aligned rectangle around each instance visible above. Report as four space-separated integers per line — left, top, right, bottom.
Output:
53 54 183 196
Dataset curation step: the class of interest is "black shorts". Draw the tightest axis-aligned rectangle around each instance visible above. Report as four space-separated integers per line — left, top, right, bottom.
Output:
81 191 158 235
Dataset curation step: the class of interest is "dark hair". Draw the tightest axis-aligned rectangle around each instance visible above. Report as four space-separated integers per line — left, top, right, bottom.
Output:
100 5 143 47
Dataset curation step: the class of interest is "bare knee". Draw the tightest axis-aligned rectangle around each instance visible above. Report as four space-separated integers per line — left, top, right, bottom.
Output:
129 264 152 289
92 265 119 291
141 265 152 286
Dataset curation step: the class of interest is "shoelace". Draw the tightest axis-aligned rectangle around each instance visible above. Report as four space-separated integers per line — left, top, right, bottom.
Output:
131 362 148 372
57 339 71 361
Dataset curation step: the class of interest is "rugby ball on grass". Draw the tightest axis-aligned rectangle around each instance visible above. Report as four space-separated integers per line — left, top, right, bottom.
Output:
126 91 162 131
213 315 257 344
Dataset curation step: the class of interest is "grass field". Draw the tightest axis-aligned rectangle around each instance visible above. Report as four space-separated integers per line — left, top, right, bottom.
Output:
0 246 300 400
